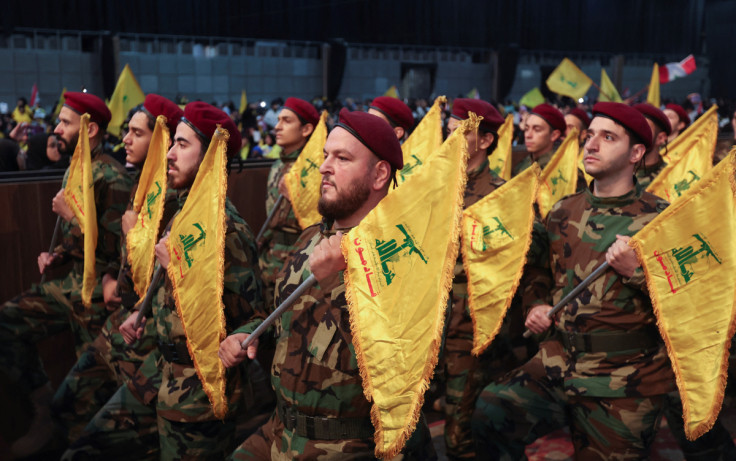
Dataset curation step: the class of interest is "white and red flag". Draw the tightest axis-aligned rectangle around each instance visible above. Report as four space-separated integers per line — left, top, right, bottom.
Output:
659 55 696 84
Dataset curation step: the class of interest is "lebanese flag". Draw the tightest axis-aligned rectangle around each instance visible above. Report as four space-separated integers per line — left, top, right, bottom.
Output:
30 83 38 107
659 55 696 84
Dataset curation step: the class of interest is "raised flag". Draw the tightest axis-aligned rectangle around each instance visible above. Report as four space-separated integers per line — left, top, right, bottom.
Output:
239 89 247 113
488 114 514 180
519 87 545 109
283 110 328 229
30 83 38 107
537 128 580 218
126 116 170 297
664 105 719 164
52 87 67 120
647 63 661 108
599 69 622 102
545 58 592 100
648 106 717 202
341 115 476 458
394 95 446 186
466 88 480 99
165 127 230 418
630 149 736 441
660 54 697 84
63 114 97 307
462 164 540 355
107 64 145 137
384 85 399 99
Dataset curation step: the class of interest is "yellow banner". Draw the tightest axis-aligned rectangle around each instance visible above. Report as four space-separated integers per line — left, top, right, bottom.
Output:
630 149 736 440
488 114 514 180
599 69 622 102
384 85 399 98
341 116 475 458
395 95 446 186
537 129 580 218
239 89 247 113
520 87 545 109
664 105 719 164
166 127 229 419
647 108 717 203
63 114 98 307
546 58 592 99
284 110 328 229
107 64 145 137
647 63 661 108
462 164 540 355
52 87 67 120
126 116 170 297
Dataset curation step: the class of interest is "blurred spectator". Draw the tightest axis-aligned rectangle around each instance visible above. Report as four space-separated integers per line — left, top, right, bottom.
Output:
0 138 20 171
12 97 33 124
263 98 283 129
25 133 67 170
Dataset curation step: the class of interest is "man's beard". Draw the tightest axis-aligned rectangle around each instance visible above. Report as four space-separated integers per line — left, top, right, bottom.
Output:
58 133 78 157
318 177 371 222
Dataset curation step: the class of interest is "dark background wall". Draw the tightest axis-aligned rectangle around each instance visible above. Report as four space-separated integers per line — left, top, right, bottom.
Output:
1 0 733 97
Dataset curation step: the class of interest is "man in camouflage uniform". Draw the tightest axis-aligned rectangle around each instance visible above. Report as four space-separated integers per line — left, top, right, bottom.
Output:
222 109 435 459
0 92 132 457
258 97 319 306
367 95 415 141
63 102 266 460
565 107 591 147
512 103 565 176
633 103 671 189
438 98 518 460
52 94 183 444
472 102 677 459
663 103 690 143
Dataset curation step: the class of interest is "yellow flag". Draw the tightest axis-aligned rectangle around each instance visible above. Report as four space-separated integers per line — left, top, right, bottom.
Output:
630 149 736 440
394 95 446 186
466 88 479 99
126 116 170 297
647 108 717 203
462 164 540 355
63 114 97 307
384 85 399 98
283 110 328 229
537 129 580 218
52 87 67 120
341 116 475 458
599 69 622 102
165 127 229 418
239 89 247 113
520 87 545 109
107 64 145 137
545 58 592 99
488 114 514 180
664 105 719 164
647 63 661 108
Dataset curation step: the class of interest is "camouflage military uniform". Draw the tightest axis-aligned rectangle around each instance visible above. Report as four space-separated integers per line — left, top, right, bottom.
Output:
0 149 132 396
441 158 518 460
472 181 677 460
52 178 180 443
258 148 303 307
231 221 436 460
63 196 266 461
511 149 554 177
635 156 667 190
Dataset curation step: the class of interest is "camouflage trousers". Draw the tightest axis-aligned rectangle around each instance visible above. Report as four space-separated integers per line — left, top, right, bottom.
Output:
230 411 437 461
62 383 238 461
52 307 158 443
472 348 666 460
0 276 108 392
441 335 518 460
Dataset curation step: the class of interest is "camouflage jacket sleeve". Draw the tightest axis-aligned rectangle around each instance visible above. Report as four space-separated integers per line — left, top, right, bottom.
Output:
520 215 554 316
57 154 133 278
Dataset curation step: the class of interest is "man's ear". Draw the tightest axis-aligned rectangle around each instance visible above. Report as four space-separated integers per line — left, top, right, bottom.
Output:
630 143 647 165
301 122 315 138
550 129 561 143
479 132 494 151
393 126 405 140
87 121 99 139
373 160 392 191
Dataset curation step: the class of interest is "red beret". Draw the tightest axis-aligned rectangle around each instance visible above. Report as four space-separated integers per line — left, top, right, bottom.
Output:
451 98 505 133
665 103 691 127
531 103 566 133
142 94 183 135
568 107 591 128
592 102 653 151
63 92 112 130
335 108 403 170
369 96 414 131
633 103 672 136
181 101 242 158
283 97 320 127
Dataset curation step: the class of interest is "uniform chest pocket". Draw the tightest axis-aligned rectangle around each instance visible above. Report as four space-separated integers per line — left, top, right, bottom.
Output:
308 319 337 362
